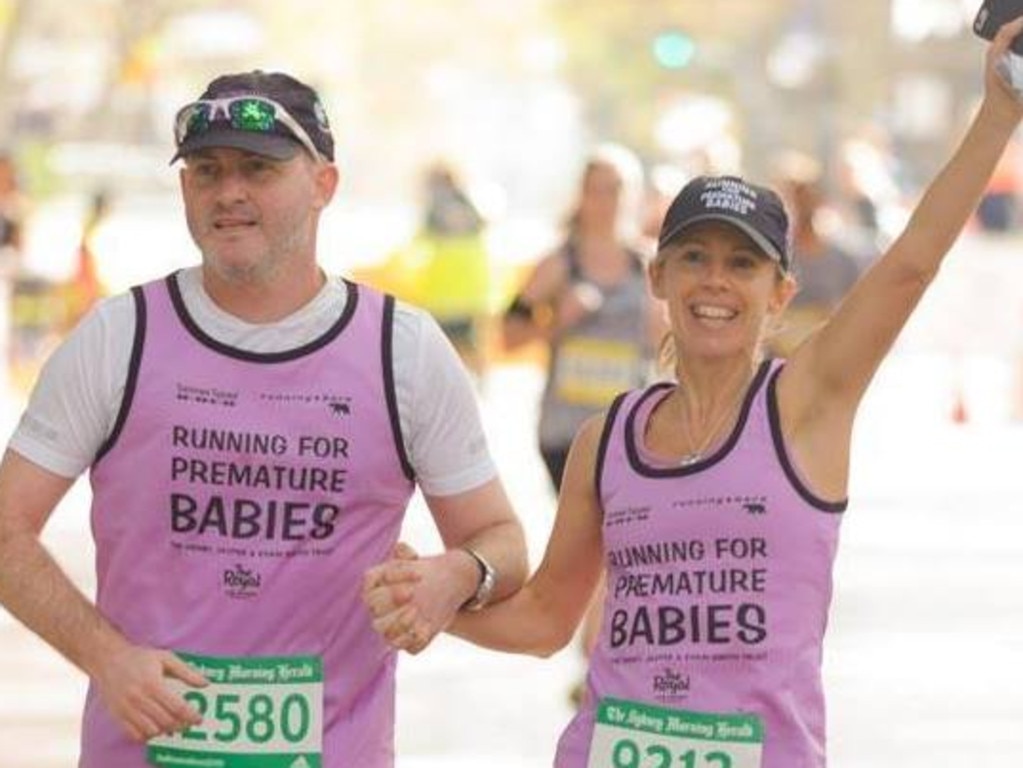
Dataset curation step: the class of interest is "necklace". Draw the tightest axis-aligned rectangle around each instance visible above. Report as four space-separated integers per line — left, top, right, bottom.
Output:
676 380 749 467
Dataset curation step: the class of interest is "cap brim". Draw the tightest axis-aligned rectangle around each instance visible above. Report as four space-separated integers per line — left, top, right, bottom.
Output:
170 130 302 164
660 213 785 267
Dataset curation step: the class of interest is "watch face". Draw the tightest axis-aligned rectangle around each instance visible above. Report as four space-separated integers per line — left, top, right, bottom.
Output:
479 566 496 596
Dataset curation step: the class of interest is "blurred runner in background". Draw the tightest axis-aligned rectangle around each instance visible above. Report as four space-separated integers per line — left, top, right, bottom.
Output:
836 125 908 252
977 133 1022 232
60 188 110 334
500 143 665 493
769 151 868 357
0 153 26 267
404 161 492 376
0 152 28 394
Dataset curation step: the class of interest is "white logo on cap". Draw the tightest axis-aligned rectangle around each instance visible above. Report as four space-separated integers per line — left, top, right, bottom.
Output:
313 100 331 131
700 178 758 216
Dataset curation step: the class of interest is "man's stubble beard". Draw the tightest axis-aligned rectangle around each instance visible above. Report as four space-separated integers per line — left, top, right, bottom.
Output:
203 220 314 287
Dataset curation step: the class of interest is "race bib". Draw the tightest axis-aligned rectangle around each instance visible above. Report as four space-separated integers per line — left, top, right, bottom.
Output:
147 653 323 768
588 698 763 768
555 338 641 407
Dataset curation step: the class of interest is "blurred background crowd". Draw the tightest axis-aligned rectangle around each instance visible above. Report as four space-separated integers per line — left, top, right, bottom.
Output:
0 0 1021 411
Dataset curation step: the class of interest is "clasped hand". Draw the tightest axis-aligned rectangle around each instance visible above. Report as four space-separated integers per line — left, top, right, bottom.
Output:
362 543 470 654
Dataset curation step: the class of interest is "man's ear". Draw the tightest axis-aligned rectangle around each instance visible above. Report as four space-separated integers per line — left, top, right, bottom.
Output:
314 162 340 210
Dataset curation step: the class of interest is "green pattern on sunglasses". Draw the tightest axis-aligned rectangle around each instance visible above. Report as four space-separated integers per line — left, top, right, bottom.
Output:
175 95 321 160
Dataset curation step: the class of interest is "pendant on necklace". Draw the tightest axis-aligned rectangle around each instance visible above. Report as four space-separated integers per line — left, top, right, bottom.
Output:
679 452 702 467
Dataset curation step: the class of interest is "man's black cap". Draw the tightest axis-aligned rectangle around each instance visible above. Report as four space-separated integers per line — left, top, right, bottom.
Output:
171 70 334 163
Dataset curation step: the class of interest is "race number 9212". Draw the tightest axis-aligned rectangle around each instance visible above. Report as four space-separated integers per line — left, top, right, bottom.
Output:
611 738 734 768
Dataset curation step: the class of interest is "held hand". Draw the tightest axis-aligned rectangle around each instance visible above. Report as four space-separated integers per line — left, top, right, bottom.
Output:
92 645 208 742
363 542 423 647
363 543 477 654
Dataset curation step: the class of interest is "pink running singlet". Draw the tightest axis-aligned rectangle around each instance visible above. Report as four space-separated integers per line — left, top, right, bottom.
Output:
83 272 415 768
556 360 846 768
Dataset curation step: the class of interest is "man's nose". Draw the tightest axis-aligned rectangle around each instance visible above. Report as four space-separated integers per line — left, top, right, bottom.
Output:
213 168 250 202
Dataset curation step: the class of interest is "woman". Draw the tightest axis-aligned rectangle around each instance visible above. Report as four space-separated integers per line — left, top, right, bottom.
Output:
502 143 665 492
364 18 1023 767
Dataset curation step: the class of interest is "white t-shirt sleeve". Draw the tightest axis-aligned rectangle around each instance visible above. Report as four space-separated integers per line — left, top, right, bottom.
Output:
5 277 498 495
7 293 135 478
391 301 497 496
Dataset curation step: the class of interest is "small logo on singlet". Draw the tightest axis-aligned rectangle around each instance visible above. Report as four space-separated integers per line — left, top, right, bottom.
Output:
652 667 691 700
259 392 352 417
673 494 767 510
328 400 351 417
223 563 262 599
176 382 239 408
743 502 767 515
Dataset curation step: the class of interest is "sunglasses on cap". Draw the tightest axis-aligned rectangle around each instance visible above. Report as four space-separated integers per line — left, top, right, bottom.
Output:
173 95 322 160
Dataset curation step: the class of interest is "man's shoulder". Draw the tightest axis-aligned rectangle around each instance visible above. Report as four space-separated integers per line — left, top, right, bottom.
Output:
335 277 440 351
70 289 137 339
349 279 433 331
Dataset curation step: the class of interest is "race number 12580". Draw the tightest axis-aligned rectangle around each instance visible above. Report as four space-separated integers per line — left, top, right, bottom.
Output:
180 689 313 745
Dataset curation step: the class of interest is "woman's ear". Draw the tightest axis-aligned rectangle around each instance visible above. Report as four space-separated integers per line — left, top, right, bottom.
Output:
768 273 798 316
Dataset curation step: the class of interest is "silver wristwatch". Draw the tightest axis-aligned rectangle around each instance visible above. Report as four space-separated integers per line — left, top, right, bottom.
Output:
460 547 496 612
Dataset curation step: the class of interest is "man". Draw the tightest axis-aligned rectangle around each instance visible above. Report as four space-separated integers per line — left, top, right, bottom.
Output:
0 70 526 768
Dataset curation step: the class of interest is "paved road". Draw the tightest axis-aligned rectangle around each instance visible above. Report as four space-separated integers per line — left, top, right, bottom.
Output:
1 230 1023 766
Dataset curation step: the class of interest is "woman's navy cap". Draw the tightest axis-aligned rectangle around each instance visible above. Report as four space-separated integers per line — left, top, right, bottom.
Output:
658 175 791 272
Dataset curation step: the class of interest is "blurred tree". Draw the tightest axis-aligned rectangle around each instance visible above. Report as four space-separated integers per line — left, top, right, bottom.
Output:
80 0 206 145
546 2 667 156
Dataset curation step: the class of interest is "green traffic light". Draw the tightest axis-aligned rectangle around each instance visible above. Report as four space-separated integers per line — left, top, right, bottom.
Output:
653 31 696 69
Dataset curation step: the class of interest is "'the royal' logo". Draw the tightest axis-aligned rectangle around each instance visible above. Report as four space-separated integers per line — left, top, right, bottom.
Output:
652 667 691 699
223 563 262 599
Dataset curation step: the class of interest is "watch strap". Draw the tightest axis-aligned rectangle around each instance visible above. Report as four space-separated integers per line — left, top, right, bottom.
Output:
460 546 496 612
